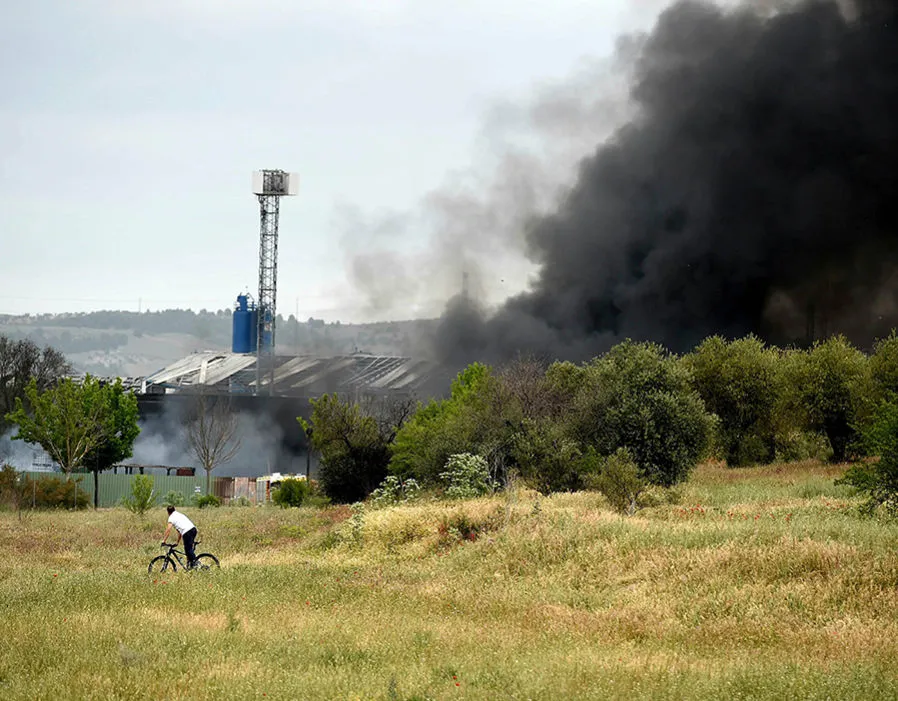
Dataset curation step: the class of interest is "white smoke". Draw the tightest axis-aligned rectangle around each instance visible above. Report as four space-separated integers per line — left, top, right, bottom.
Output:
126 402 300 477
0 431 56 471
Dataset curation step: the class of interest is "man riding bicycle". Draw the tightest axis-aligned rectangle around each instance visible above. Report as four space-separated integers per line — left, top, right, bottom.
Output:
162 506 198 568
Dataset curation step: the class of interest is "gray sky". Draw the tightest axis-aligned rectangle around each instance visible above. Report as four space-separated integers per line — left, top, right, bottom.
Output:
1 0 669 322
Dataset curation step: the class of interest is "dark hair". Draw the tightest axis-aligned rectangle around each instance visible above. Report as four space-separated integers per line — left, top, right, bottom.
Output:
167 506 175 515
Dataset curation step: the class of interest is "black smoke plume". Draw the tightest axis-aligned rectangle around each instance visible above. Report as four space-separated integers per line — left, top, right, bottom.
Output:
436 0 898 366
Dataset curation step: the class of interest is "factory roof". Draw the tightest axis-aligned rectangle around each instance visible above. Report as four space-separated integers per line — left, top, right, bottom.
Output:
140 351 448 397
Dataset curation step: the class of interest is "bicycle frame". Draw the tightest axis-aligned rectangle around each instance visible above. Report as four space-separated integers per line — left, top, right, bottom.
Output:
161 545 191 569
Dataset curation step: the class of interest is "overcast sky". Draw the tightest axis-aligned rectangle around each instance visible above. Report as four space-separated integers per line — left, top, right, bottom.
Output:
0 0 670 321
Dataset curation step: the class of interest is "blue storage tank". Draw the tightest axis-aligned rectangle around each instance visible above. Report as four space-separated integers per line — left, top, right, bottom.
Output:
232 294 258 353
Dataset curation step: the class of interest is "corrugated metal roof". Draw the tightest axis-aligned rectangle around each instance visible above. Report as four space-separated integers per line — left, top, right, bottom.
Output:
140 352 446 396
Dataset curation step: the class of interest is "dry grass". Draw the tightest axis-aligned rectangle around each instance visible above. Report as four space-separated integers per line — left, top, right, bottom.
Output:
1 461 898 699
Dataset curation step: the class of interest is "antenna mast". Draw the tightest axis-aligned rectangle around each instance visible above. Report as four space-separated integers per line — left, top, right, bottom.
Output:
252 169 298 396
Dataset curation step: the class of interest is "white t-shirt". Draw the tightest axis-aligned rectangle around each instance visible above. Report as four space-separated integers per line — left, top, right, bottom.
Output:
168 510 196 535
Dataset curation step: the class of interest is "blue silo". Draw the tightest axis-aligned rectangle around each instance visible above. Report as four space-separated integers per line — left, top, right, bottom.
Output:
232 294 258 353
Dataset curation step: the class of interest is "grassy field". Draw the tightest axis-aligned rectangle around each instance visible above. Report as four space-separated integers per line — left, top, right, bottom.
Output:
2 461 898 700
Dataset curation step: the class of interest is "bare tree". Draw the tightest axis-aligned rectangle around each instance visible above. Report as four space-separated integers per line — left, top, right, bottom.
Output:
185 391 242 496
0 336 71 433
360 393 418 444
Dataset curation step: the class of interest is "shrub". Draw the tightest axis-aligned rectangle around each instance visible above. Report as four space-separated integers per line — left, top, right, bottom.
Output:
573 341 712 487
439 453 495 499
0 465 29 511
368 475 421 508
775 431 833 464
231 496 252 507
272 478 311 508
123 474 156 515
196 494 221 508
588 448 646 516
162 490 186 508
510 419 597 494
20 474 90 510
836 401 898 514
390 364 504 485
437 506 503 545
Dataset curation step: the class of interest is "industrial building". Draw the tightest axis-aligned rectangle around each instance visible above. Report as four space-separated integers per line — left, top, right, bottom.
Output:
120 170 450 477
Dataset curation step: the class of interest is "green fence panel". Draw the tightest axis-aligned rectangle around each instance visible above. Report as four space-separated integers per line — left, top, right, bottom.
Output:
20 471 226 508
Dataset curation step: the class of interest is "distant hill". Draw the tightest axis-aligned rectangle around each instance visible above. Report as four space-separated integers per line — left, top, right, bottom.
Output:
0 310 439 378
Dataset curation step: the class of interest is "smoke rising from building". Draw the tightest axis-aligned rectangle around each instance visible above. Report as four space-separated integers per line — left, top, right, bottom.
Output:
339 40 645 324
127 404 297 478
347 0 898 366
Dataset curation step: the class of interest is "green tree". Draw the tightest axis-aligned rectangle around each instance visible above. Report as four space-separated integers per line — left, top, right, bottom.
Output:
80 379 140 508
870 330 898 403
836 401 898 514
305 394 413 503
5 376 115 477
510 418 594 494
684 335 780 466
390 363 500 485
572 340 711 487
781 336 872 463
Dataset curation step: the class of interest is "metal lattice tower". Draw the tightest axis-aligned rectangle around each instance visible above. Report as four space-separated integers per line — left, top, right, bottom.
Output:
252 169 297 396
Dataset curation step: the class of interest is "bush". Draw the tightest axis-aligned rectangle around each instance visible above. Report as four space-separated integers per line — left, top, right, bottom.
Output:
272 478 311 508
196 494 221 508
439 453 495 499
510 419 597 494
390 364 503 485
836 401 898 514
775 431 833 464
0 465 29 511
436 506 504 545
24 474 90 510
231 496 252 507
2 469 91 510
368 475 421 508
162 490 186 507
573 341 712 487
123 474 156 515
588 448 646 516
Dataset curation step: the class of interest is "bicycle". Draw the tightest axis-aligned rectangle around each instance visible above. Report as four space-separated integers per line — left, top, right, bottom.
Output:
148 541 220 574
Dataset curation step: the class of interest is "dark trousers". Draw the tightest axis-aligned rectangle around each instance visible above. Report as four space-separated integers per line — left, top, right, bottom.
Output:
183 527 197 565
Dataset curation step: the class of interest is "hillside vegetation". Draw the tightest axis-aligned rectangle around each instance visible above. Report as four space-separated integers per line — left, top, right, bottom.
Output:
0 311 436 376
2 461 897 700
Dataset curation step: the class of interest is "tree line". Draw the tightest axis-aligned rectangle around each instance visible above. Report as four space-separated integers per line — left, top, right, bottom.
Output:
6 330 898 515
305 333 898 514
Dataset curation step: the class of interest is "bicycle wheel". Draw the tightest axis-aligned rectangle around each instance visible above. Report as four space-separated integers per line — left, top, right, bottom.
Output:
148 556 177 574
191 554 220 571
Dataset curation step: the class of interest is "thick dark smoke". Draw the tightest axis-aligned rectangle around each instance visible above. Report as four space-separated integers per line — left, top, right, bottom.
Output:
435 0 898 365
